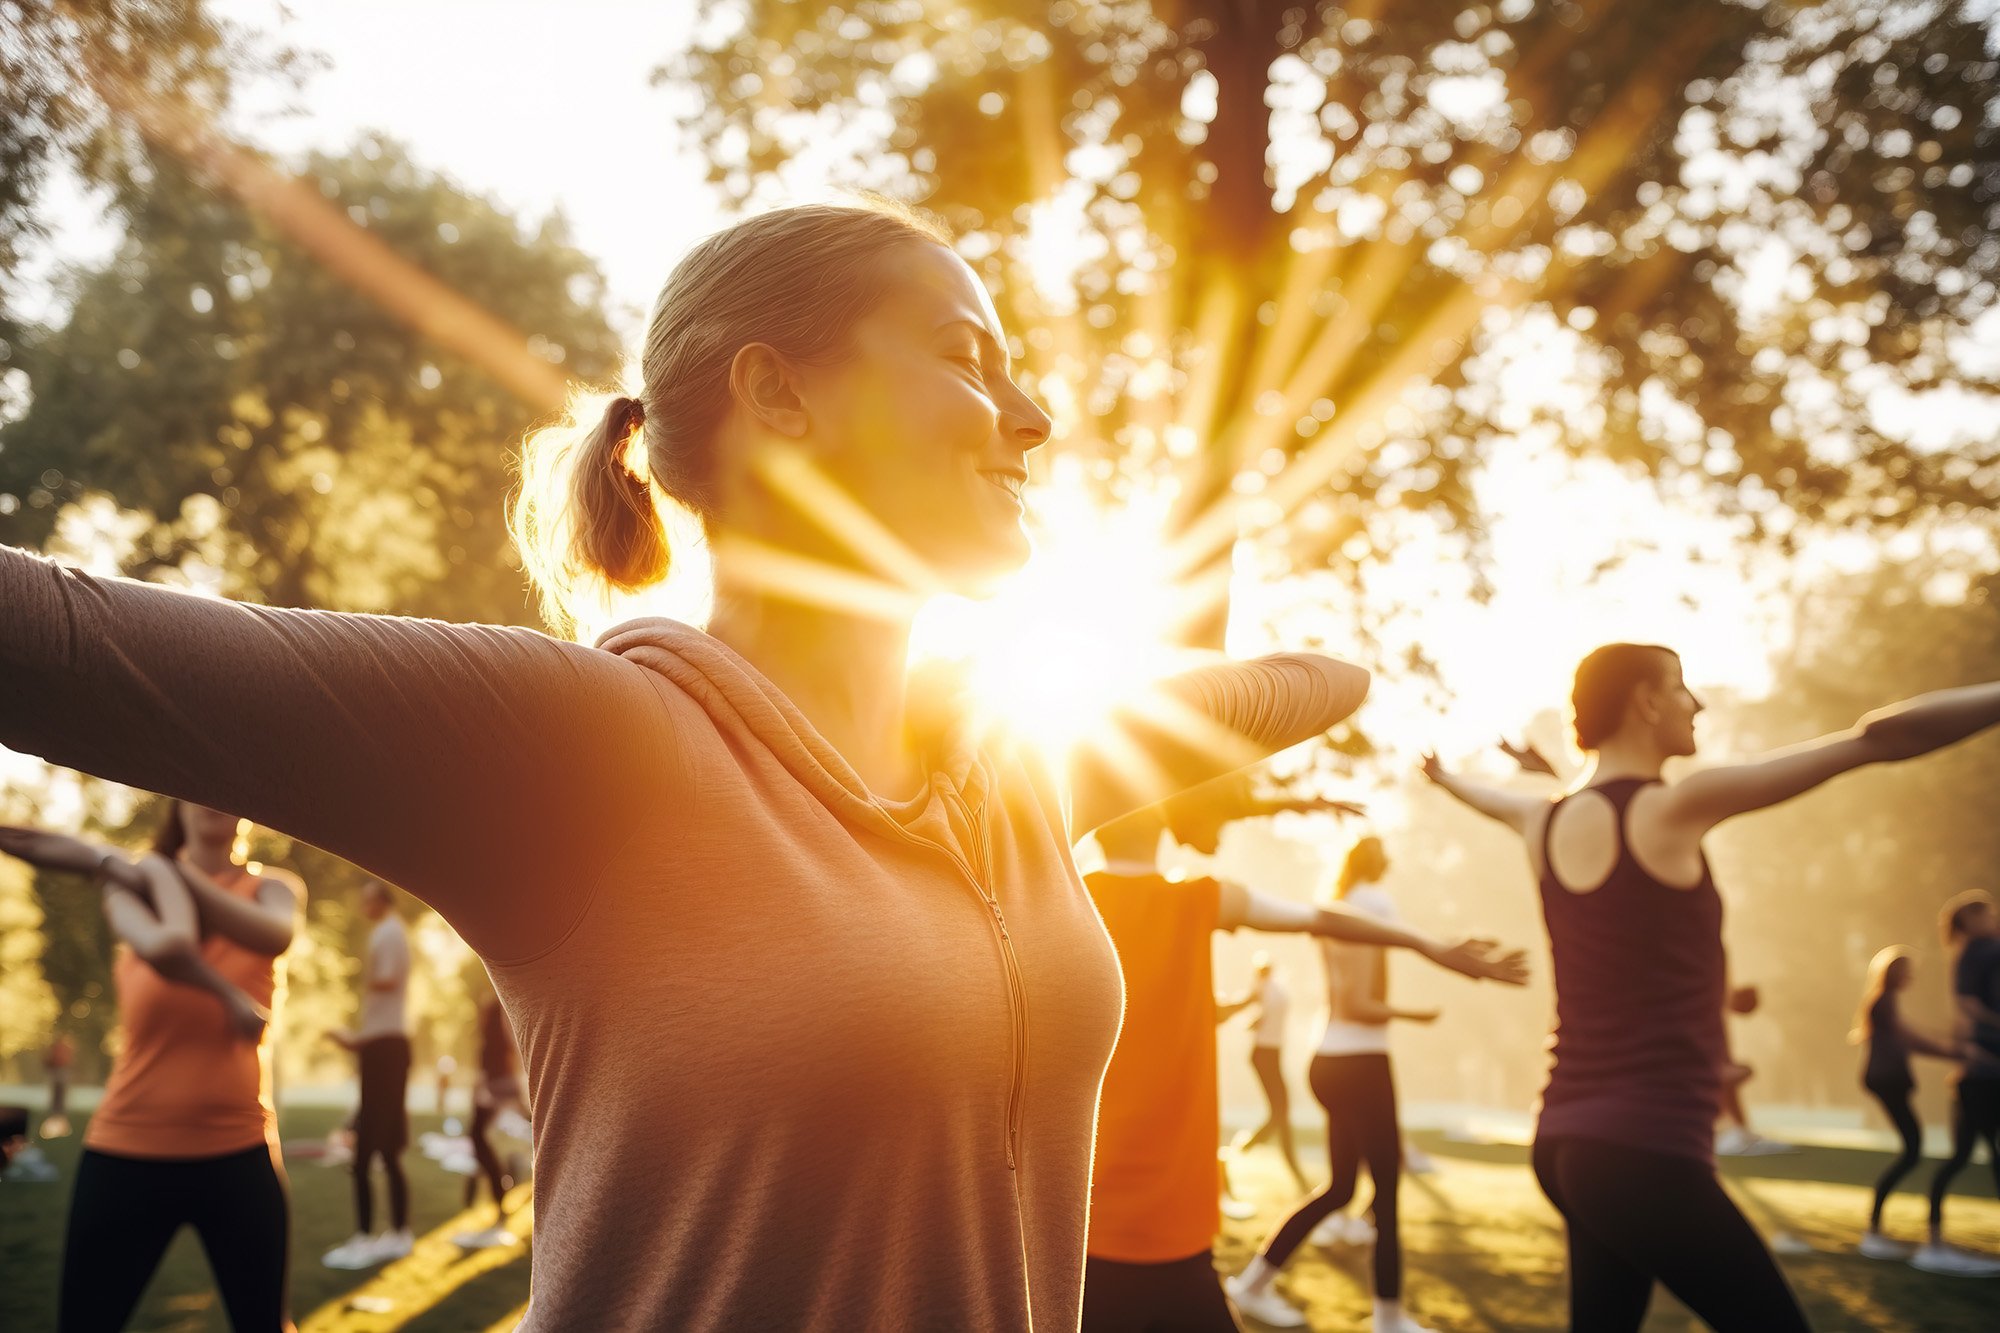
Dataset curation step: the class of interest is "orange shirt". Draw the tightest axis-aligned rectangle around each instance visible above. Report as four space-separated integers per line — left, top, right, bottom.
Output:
1086 870 1247 1263
87 865 295 1159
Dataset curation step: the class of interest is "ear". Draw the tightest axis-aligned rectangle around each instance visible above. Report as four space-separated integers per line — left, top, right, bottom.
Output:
728 343 810 439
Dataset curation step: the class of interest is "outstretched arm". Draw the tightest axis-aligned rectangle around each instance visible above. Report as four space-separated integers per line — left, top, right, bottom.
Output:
1236 889 1530 985
1419 753 1546 837
1071 653 1370 836
1663 680 2000 835
0 546 684 961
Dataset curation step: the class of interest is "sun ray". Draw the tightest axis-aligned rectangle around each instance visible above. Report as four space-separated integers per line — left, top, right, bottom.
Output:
299 1188 534 1332
748 444 950 596
711 532 931 623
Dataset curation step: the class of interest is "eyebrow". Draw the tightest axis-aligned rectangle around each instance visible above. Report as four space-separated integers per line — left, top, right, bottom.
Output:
935 317 1012 374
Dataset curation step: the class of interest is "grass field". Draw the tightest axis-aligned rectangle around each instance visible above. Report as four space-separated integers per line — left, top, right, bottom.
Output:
3 1109 1998 1330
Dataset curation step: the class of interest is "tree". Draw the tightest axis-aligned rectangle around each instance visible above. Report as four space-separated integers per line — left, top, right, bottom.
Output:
0 134 622 621
1701 556 2000 1116
665 0 1999 645
0 1 303 328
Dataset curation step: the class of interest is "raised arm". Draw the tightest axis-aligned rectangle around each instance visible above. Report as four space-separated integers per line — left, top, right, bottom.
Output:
1234 888 1529 985
1419 752 1547 837
0 546 683 961
1071 653 1369 836
1662 680 2000 835
1329 942 1436 1024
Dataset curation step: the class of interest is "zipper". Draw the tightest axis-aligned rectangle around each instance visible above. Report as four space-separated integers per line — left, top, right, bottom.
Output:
882 784 1030 1171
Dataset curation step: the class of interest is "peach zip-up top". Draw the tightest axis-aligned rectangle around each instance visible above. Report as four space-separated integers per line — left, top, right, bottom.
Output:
0 546 1360 1331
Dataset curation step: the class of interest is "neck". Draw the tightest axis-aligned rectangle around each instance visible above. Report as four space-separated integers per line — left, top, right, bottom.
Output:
186 836 237 876
1577 734 1668 787
707 581 922 799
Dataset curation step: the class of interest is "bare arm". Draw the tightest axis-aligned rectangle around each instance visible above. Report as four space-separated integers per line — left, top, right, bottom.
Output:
1071 653 1369 836
174 859 300 957
0 546 685 961
1419 753 1546 837
1897 1016 1963 1062
1239 889 1530 985
1330 941 1437 1024
1215 992 1258 1024
1664 680 2000 835
104 855 268 1036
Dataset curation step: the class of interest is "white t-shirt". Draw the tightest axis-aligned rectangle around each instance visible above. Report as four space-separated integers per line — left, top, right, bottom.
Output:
1317 886 1396 1056
1251 974 1289 1049
356 914 411 1041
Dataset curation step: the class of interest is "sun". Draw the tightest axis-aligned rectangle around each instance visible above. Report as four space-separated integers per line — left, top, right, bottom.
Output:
912 469 1204 759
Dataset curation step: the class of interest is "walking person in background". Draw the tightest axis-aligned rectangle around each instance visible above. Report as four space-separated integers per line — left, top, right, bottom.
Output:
1920 890 2000 1275
41 1032 76 1140
323 880 415 1270
2 800 303 1333
1849 946 1963 1261
1424 642 2000 1330
456 991 528 1249
1231 954 1308 1189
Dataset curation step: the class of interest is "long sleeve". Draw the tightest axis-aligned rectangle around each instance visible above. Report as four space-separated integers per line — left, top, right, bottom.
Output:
0 545 687 961
1069 652 1368 835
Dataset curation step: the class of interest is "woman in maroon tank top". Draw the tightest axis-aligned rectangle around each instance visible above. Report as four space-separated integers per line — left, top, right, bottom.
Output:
1423 643 2000 1333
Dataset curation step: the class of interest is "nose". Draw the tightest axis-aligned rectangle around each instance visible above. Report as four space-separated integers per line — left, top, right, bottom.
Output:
1002 384 1052 455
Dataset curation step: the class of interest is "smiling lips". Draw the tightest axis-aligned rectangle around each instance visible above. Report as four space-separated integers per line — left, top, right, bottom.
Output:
981 471 1027 505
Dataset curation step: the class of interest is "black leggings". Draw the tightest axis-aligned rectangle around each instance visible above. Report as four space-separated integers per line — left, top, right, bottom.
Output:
1532 1136 1809 1333
463 1101 512 1215
1081 1251 1243 1333
59 1144 291 1333
1928 1078 2000 1228
1862 1076 1923 1230
1260 1053 1402 1299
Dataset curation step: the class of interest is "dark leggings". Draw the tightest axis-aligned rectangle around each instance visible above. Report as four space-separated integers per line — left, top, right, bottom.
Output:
1260 1053 1403 1299
59 1144 292 1333
1081 1251 1243 1333
1532 1136 1809 1333
462 1101 511 1215
1928 1078 2000 1228
1862 1076 1923 1230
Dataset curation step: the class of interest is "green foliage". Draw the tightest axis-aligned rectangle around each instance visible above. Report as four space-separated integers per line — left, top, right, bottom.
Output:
0 134 622 620
665 0 1999 587
1704 560 2000 1110
0 1 302 317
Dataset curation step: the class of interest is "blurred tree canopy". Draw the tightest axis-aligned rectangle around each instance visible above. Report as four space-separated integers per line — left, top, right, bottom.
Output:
1704 555 2000 1115
0 0 305 333
0 134 621 619
666 0 2000 641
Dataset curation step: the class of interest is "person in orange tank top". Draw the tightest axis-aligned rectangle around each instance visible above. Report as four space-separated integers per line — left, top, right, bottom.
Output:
1082 795 1529 1333
0 798 304 1332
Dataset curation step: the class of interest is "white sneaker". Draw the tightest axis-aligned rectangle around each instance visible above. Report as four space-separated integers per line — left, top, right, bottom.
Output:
1220 1196 1258 1220
1224 1275 1307 1328
1375 1315 1437 1333
452 1226 518 1249
1910 1242 2000 1276
373 1229 414 1262
1345 1213 1379 1246
1404 1145 1437 1174
1768 1230 1812 1256
1310 1212 1350 1245
1857 1230 1915 1260
321 1234 384 1270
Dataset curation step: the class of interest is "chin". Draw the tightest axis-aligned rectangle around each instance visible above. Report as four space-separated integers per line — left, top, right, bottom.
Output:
939 530 1032 599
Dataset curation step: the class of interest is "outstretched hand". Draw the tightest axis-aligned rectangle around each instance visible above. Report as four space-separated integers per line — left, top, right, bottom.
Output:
1418 752 1445 784
1431 937 1531 986
0 825 102 876
1499 737 1558 777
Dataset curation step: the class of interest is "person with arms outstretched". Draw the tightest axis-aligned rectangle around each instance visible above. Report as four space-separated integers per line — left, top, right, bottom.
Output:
1083 803 1526 1333
0 199 1377 1332
1424 643 2000 1330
